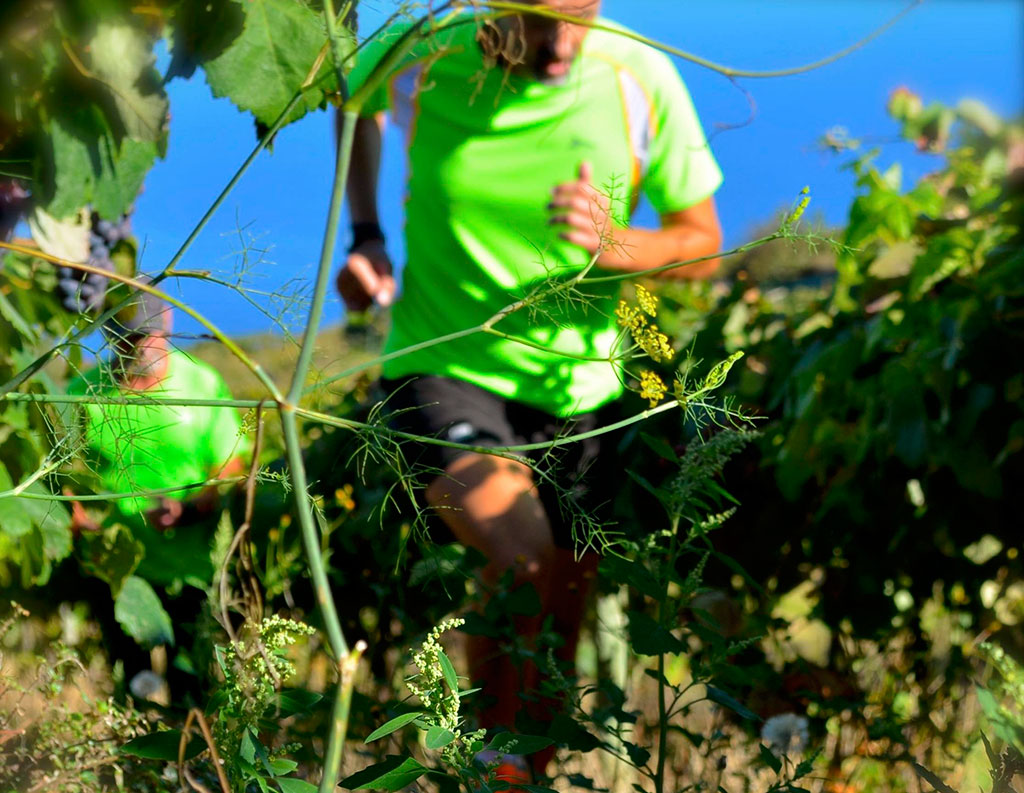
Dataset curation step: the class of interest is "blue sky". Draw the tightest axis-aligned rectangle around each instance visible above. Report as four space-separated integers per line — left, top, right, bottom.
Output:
127 0 1022 340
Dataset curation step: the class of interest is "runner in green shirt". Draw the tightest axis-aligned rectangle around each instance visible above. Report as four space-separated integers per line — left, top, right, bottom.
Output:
67 292 248 587
337 1 724 777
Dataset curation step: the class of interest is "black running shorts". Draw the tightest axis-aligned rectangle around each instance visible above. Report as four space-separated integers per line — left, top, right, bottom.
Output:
379 375 617 549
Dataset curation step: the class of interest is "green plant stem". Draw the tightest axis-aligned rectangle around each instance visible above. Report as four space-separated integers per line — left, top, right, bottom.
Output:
0 476 247 502
287 105 356 401
655 648 668 793
344 3 459 113
481 327 616 362
304 230 800 395
580 233 781 285
0 242 283 401
277 0 357 676
0 392 264 409
477 1 922 79
654 516 679 793
163 92 303 276
282 409 347 658
319 642 366 793
296 398 681 454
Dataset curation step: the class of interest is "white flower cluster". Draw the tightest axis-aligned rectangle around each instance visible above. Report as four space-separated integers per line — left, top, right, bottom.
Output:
407 618 485 769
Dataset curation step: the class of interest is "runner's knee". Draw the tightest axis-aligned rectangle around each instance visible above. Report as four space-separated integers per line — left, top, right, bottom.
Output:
425 452 555 579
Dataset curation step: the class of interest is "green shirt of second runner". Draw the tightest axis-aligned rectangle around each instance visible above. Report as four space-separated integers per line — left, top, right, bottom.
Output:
68 349 247 517
68 350 249 587
351 17 723 416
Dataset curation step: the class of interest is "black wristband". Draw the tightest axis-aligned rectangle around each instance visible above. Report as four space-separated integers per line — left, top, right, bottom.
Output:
349 222 385 252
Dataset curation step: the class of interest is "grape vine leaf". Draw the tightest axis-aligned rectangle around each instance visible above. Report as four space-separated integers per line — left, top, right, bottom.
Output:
86 22 169 144
42 111 157 220
91 138 159 220
0 464 72 588
200 0 351 129
43 115 94 219
165 0 247 80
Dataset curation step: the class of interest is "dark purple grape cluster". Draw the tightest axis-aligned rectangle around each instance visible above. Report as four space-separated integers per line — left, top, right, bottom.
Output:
56 212 132 313
0 180 29 245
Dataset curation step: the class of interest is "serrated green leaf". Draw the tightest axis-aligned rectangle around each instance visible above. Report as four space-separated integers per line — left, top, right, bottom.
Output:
240 728 258 764
341 755 428 791
437 649 459 692
119 730 205 761
627 612 686 656
86 22 168 142
0 492 32 538
793 749 820 779
759 743 782 773
277 779 318 793
277 688 323 717
90 138 158 221
976 685 1021 747
0 464 72 570
639 432 678 463
365 711 423 743
114 575 174 648
425 726 456 750
42 111 156 220
484 733 553 755
600 556 661 600
201 0 350 128
269 759 298 776
547 713 601 752
43 115 93 218
166 0 246 80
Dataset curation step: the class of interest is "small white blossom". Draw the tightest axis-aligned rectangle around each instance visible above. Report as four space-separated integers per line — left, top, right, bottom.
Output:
760 713 809 757
129 670 168 703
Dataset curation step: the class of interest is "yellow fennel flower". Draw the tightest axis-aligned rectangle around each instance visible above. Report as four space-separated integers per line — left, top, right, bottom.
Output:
635 284 658 317
639 370 667 407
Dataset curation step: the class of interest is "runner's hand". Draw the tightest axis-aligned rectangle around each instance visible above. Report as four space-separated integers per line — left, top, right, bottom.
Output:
146 497 184 531
549 161 618 261
336 239 395 312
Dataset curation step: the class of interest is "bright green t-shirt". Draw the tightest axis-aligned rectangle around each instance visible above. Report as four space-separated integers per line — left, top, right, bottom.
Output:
351 16 723 416
68 349 248 517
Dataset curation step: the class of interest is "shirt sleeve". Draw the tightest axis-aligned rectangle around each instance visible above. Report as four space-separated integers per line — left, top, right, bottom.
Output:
348 21 417 116
640 52 723 215
202 374 250 475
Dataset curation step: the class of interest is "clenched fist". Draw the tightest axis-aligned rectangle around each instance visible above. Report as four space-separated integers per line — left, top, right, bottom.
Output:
336 239 396 313
548 161 628 266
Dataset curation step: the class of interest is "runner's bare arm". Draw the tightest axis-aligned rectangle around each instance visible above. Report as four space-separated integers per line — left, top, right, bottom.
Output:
335 112 395 310
344 112 384 225
549 162 722 279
